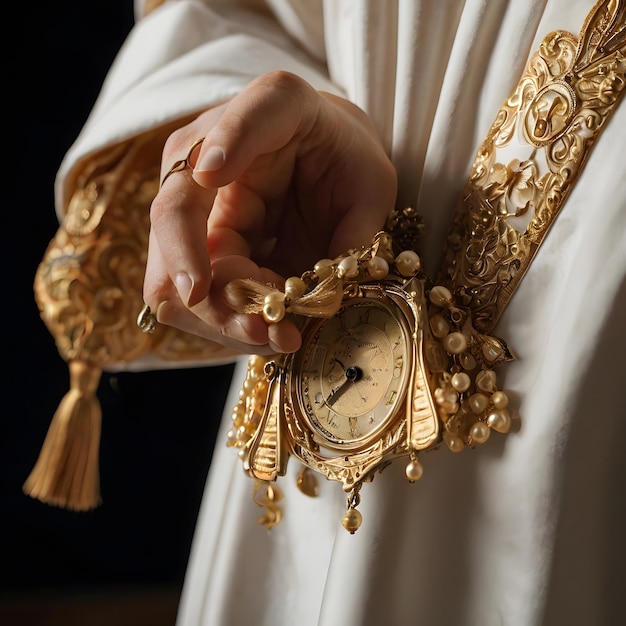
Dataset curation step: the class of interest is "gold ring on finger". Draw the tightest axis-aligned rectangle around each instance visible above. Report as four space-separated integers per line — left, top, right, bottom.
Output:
160 137 205 187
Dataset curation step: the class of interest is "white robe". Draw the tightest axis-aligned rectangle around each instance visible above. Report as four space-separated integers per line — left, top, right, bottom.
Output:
56 1 626 624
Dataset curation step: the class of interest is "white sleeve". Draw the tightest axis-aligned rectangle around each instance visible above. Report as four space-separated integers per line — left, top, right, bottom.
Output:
55 0 338 216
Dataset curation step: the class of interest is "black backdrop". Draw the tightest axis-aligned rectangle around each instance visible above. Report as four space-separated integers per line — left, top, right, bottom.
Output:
3 0 233 596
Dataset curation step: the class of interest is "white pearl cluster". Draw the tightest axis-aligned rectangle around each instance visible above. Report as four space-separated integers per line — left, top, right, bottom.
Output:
261 244 422 324
257 241 512 457
227 354 270 456
426 284 512 453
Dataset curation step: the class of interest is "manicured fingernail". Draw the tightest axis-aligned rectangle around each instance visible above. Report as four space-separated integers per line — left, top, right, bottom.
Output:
196 146 225 172
155 301 170 323
175 272 193 305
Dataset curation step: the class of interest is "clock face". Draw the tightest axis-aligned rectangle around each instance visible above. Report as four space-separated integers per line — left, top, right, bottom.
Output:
293 296 412 451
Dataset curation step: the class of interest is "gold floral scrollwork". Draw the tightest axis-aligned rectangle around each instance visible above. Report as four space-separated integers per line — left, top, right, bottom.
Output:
439 0 625 332
35 128 237 370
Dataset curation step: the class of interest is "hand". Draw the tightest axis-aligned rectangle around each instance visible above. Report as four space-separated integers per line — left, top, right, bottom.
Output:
143 71 397 354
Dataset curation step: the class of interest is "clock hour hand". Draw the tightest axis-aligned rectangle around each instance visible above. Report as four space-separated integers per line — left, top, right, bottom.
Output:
333 358 346 370
326 365 362 407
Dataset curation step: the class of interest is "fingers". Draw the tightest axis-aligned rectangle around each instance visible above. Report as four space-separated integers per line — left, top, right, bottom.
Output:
148 76 314 332
315 93 398 255
144 229 301 353
149 105 230 309
192 71 397 262
326 154 397 256
191 71 321 189
154 298 300 355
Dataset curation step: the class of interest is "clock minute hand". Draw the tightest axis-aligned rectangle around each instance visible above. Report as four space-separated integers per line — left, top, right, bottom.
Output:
326 366 361 407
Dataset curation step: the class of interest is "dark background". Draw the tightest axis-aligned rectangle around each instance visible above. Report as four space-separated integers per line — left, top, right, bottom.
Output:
3 2 234 622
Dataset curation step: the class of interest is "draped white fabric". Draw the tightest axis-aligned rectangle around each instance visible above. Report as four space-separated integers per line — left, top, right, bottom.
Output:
56 1 625 624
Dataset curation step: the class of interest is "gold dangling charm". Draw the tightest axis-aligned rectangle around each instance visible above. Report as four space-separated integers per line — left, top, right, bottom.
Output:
341 486 363 534
296 466 320 497
253 479 284 530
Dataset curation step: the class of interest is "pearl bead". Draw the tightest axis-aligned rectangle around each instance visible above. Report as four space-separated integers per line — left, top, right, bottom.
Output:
338 255 359 278
284 276 306 300
443 331 467 354
441 400 459 414
470 421 491 444
405 459 424 482
226 428 238 445
469 392 489 414
341 508 363 534
429 285 453 307
231 409 245 428
476 369 497 392
460 352 477 370
451 372 471 393
262 292 286 323
395 250 421 276
443 431 465 452
435 386 458 405
367 255 389 279
313 258 334 279
491 390 509 409
430 313 449 338
486 408 512 433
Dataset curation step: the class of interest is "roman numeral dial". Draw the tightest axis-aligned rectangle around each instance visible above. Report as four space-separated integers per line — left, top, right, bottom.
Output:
294 297 411 451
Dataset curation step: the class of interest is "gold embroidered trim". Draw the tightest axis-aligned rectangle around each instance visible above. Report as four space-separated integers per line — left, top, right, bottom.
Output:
35 128 236 369
438 0 626 333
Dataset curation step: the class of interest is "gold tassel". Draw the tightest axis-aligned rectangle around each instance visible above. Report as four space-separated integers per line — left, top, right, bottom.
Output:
223 279 279 314
224 272 345 320
288 273 344 317
23 359 103 511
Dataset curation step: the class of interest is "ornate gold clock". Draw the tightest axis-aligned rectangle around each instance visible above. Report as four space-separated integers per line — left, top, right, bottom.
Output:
225 216 514 533
294 287 418 452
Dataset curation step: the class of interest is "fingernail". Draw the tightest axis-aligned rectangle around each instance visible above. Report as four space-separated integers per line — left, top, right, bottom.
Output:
175 272 194 305
155 301 170 323
196 146 225 172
